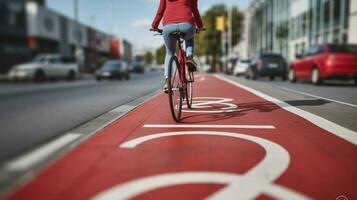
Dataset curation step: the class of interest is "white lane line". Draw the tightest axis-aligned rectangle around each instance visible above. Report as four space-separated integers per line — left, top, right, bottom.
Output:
143 124 276 129
215 75 357 146
276 85 357 108
5 133 81 171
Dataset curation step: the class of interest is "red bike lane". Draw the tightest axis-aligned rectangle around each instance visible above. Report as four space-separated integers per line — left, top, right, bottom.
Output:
6 74 357 200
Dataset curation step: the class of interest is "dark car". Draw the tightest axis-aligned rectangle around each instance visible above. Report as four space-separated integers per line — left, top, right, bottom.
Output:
95 60 130 81
246 54 288 81
129 61 144 74
289 44 357 85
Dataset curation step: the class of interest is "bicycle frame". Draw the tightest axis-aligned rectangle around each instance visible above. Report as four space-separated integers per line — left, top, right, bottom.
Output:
175 35 188 89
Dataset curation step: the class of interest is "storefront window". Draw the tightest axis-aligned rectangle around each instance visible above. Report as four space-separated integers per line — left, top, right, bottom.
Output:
333 30 340 43
333 0 341 26
323 0 331 29
316 0 321 32
344 0 350 28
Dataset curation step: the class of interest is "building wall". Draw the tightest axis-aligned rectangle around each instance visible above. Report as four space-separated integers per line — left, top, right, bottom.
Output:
237 11 250 59
247 0 353 61
0 0 132 73
248 0 290 59
349 0 357 43
0 0 30 73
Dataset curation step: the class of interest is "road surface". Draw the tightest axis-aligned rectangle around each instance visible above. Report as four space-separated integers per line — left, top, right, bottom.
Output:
3 73 356 200
0 71 162 163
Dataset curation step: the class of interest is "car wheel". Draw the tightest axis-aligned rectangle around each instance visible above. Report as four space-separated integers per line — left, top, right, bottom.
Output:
288 68 297 83
251 69 257 80
311 67 323 85
281 74 287 81
96 77 101 81
67 71 76 81
125 74 130 80
245 71 250 79
34 70 45 83
353 77 357 86
269 76 275 81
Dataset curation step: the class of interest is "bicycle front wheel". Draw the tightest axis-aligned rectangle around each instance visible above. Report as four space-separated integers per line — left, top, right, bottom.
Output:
168 56 183 122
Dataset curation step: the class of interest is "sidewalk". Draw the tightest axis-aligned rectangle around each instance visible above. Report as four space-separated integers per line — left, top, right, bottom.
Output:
5 74 357 200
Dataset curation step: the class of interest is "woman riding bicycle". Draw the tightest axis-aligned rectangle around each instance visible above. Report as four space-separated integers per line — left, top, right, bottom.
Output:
151 0 204 91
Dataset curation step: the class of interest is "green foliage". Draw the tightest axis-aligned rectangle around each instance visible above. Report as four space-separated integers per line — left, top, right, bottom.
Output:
155 45 166 65
196 4 244 69
144 51 154 65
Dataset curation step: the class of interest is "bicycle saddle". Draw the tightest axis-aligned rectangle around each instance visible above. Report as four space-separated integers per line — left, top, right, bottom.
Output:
171 31 186 38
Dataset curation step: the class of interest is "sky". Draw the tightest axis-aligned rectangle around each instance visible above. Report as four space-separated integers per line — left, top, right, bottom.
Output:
47 0 249 50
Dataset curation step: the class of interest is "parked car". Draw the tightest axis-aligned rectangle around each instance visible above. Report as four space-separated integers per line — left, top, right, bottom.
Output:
129 61 144 74
8 54 78 82
246 54 287 80
289 44 357 85
233 59 251 76
95 60 130 81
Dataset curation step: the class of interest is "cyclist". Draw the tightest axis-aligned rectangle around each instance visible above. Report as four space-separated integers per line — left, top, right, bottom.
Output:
151 0 204 91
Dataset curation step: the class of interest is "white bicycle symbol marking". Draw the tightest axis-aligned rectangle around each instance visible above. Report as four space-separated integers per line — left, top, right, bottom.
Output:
194 75 206 82
92 131 311 200
182 97 239 113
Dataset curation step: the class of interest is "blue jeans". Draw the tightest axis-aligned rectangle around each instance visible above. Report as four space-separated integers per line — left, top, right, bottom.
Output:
163 23 196 77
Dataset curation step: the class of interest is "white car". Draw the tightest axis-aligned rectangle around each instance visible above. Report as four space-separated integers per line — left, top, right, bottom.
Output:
233 59 251 76
8 54 79 82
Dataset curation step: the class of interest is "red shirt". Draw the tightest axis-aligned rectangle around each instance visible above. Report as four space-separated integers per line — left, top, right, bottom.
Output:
151 0 203 29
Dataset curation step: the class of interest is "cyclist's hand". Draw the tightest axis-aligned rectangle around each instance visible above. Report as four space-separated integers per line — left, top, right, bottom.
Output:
197 27 206 33
150 28 158 32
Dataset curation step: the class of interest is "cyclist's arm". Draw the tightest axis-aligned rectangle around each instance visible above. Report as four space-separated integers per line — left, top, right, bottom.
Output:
191 0 203 29
151 0 166 29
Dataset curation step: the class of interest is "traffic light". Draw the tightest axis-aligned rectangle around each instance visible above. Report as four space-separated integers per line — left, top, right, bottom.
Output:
216 16 226 31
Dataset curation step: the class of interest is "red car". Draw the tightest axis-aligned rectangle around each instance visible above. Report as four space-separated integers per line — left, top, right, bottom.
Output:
289 44 357 85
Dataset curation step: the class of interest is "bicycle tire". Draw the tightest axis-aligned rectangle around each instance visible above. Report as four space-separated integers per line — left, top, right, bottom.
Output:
168 56 183 122
186 71 194 109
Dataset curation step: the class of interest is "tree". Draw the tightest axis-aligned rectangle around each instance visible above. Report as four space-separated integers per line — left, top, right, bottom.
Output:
155 45 166 65
196 4 244 71
144 51 154 65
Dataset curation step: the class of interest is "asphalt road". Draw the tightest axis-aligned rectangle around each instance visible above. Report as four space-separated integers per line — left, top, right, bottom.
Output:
0 70 163 163
226 75 357 132
1 71 356 164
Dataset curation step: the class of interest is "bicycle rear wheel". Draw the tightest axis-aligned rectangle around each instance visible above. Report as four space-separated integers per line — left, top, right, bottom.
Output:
168 56 183 122
186 71 194 109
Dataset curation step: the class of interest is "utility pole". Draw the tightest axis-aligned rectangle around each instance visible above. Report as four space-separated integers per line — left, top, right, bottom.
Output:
73 0 83 73
74 0 79 47
227 0 233 74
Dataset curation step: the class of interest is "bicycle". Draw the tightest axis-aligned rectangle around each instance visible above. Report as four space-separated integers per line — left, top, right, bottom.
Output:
152 28 200 122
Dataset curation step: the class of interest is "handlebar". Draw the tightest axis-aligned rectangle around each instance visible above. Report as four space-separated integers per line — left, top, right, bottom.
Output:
150 28 206 35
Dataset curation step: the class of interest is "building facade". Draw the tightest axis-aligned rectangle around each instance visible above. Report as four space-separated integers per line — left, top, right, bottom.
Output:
349 0 357 43
0 0 131 73
247 0 353 61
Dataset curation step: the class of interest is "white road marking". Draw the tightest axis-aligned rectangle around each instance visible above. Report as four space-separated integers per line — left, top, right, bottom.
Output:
182 97 239 113
276 85 357 108
5 133 81 171
215 75 357 146
143 124 276 129
93 131 309 200
111 105 136 113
